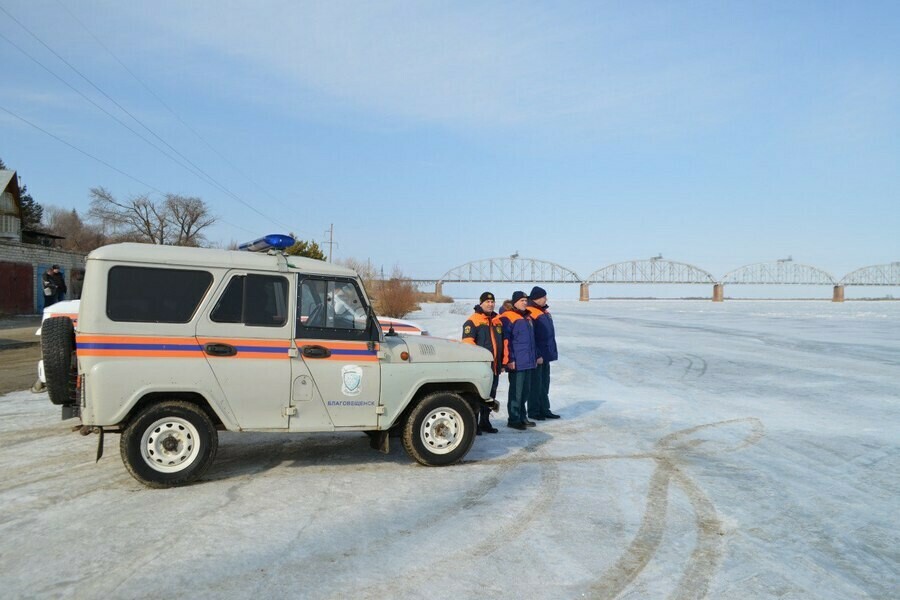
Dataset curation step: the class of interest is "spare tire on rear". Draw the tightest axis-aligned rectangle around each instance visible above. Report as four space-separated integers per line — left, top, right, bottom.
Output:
41 316 77 406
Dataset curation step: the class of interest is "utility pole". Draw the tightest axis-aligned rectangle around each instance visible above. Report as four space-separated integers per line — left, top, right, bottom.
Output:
325 223 334 262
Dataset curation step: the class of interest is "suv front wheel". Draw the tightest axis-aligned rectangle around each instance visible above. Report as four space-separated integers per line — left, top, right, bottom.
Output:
120 401 218 488
402 392 476 466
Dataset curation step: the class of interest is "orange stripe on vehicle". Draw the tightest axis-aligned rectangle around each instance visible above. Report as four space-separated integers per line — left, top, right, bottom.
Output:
318 354 379 362
295 339 378 350
77 335 198 345
196 337 291 348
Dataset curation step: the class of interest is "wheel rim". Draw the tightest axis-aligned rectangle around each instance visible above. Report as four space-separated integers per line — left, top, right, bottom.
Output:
140 417 201 473
420 407 465 455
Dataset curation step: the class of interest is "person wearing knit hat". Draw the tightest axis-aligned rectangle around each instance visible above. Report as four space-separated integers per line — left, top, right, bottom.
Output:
462 292 502 434
526 286 560 419
499 291 540 430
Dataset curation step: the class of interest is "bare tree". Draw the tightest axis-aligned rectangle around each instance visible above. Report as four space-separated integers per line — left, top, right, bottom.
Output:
165 194 215 247
88 187 215 246
376 266 420 318
44 206 107 252
340 259 419 317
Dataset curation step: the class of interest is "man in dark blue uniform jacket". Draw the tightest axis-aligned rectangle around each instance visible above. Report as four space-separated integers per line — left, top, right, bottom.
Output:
526 286 561 420
500 291 539 430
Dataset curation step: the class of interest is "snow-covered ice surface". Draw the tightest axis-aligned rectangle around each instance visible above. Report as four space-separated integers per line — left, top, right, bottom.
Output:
1 300 897 599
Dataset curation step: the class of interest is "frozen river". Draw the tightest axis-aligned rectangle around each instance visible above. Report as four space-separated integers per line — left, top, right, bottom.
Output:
1 300 897 599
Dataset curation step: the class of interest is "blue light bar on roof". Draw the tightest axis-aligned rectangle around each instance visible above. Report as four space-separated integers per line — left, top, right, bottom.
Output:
238 234 296 252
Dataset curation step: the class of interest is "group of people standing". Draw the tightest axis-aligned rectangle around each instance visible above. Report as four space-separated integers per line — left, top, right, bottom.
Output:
462 286 560 433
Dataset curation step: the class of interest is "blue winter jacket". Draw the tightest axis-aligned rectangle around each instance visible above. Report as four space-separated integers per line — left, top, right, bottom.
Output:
527 301 558 362
500 309 537 371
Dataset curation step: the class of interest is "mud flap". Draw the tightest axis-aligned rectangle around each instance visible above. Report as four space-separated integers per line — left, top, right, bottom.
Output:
95 428 104 462
368 430 390 454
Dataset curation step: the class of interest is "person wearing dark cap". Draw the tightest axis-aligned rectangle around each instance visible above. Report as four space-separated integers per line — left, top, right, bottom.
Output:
462 292 503 434
526 286 560 419
499 291 539 430
42 265 67 307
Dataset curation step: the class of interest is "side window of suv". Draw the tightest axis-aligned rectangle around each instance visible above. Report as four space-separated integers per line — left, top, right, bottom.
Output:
211 274 289 327
297 278 370 339
107 266 212 323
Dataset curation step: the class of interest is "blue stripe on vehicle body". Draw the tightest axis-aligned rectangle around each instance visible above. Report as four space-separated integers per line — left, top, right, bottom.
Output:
76 343 201 351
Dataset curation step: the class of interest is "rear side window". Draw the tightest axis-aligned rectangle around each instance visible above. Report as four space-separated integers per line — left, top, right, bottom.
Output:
107 266 212 323
211 274 289 327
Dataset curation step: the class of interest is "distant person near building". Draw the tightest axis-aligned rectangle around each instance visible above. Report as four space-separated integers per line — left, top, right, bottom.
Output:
42 265 67 306
71 270 84 300
526 286 561 420
462 291 503 434
500 291 540 430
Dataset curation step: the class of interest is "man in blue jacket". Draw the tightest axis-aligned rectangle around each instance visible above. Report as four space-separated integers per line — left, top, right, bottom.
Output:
526 286 561 420
500 291 539 430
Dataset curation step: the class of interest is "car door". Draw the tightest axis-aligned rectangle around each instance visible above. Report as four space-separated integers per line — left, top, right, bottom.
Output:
292 276 381 429
195 271 293 429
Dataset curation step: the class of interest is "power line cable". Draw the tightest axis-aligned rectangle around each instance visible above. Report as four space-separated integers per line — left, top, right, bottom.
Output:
0 3 295 233
54 0 314 234
0 104 164 194
0 29 212 184
0 26 263 232
0 103 255 235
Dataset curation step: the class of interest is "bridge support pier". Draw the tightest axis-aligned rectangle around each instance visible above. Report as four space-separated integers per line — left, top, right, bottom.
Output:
435 281 443 297
712 284 724 302
832 285 844 303
579 283 590 302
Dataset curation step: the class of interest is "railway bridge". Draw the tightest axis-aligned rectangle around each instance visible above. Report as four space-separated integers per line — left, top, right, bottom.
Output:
409 257 900 302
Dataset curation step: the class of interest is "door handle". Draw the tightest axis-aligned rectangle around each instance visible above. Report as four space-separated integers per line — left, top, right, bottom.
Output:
204 343 237 357
302 345 331 359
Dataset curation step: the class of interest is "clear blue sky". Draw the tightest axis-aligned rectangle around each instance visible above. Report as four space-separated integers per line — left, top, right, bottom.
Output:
2 0 898 284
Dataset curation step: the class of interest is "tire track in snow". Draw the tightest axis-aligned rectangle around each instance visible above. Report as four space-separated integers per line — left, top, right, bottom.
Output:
588 417 764 599
341 438 561 600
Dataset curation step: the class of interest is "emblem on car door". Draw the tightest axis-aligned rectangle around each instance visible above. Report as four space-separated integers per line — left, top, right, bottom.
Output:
341 365 363 396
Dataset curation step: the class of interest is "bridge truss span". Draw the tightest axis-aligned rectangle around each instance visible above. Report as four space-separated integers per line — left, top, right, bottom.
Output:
839 262 900 286
438 257 582 284
721 262 836 285
587 259 717 284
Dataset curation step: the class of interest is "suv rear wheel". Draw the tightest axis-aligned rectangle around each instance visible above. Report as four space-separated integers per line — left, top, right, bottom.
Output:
402 392 476 466
120 401 218 488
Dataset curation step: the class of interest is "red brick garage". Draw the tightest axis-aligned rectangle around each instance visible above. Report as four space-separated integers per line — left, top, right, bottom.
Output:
0 261 34 315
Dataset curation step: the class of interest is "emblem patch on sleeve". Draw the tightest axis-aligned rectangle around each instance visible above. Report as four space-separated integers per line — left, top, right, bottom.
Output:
464 325 472 334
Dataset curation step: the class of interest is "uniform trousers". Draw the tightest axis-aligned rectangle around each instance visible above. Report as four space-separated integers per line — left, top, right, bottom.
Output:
479 374 499 428
528 362 552 418
507 369 534 425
